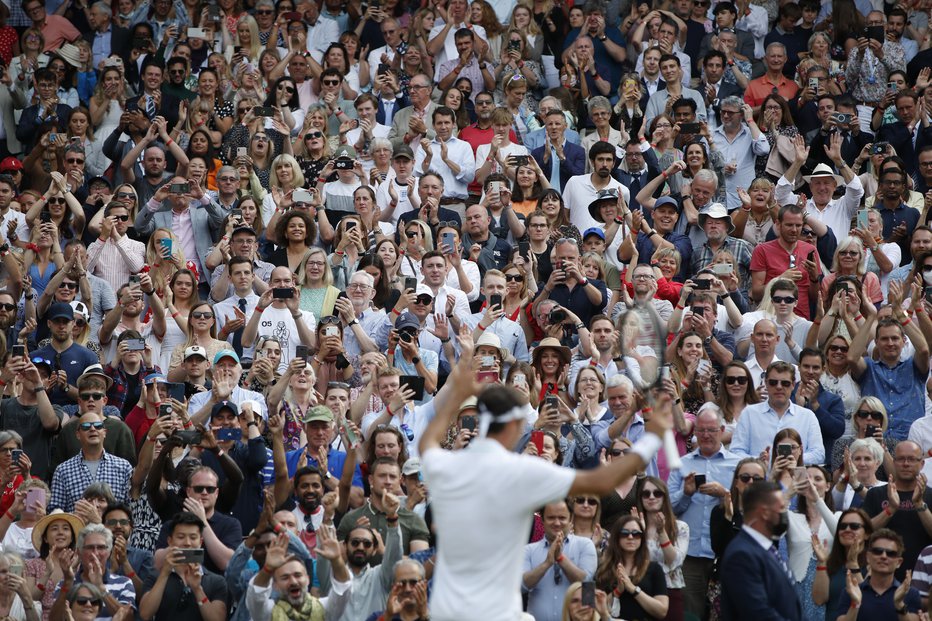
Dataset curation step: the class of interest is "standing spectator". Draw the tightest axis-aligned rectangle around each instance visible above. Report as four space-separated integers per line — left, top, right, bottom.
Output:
530 110 585 193
836 529 922 617
711 97 770 212
743 43 799 112
22 0 79 53
846 12 907 122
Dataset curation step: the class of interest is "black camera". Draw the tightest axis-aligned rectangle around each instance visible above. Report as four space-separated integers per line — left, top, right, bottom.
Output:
549 308 567 323
334 158 354 170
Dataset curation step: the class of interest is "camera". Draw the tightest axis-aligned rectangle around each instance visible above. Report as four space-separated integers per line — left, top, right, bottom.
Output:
549 308 567 323
334 158 354 170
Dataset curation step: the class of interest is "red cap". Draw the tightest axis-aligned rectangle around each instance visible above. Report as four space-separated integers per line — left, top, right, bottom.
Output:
0 157 22 173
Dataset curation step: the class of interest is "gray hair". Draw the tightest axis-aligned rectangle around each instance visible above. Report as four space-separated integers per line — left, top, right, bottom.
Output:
539 96 562 112
91 1 110 13
82 482 116 504
606 374 635 392
587 96 611 115
0 431 22 448
393 558 425 580
350 271 375 287
553 237 578 252
76 524 113 553
696 402 725 426
693 168 719 189
217 165 238 178
720 96 744 111
765 42 786 55
254 0 275 7
849 438 884 464
370 137 392 153
66 583 106 606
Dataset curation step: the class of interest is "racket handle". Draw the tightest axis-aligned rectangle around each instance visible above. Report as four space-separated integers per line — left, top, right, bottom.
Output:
663 429 682 470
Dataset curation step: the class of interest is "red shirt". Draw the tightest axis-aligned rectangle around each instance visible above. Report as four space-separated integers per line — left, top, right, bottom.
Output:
458 123 519 195
125 405 156 450
750 239 820 318
744 73 799 108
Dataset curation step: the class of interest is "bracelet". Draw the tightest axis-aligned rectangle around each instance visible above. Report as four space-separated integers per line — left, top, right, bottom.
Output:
36 583 45 592
317 176 327 183
660 540 672 548
884 506 894 516
125 570 136 579
661 170 668 179
811 319 821 326
391 308 401 316
166 138 174 147
901 317 912 327
0 379 7 387
555 555 565 564
675 304 684 310
855 314 864 321
171 311 179 318
477 323 486 331
335 250 345 256
3 510 13 521
198 596 209 606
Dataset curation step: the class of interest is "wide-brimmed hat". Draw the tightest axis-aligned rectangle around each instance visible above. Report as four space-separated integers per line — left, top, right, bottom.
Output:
78 363 113 390
803 163 844 185
55 43 82 68
532 337 572 367
32 510 85 552
697 202 734 234
587 188 621 224
475 332 507 361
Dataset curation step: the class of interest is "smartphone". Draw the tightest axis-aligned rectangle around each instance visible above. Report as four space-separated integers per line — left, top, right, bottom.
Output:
253 106 275 117
660 364 671 382
872 141 889 155
694 473 707 487
232 46 243 57
808 77 819 92
793 466 809 483
693 279 711 291
513 373 527 388
125 337 146 351
25 488 45 514
236 147 247 158
489 294 502 308
530 430 544 454
696 359 711 376
344 220 357 232
777 443 792 457
518 240 530 261
169 183 190 194
337 352 352 369
176 548 205 564
404 277 417 291
293 189 313 204
545 395 559 411
925 286 932 306
440 232 455 253
131 36 149 49
272 287 294 299
461 415 477 431
159 238 173 254
489 181 502 196
866 424 878 437
581 581 596 607
295 345 310 363
11 449 22 465
323 326 339 337
711 263 731 275
512 155 530 167
175 430 203 445
159 403 173 418
8 565 22 577
377 62 391 75
40 211 52 223
679 122 701 134
401 375 426 401
216 428 242 441
187 27 207 39
480 355 495 368
128 274 141 287
807 250 816 263
168 382 185 403
865 26 884 41
857 209 869 229
11 344 24 358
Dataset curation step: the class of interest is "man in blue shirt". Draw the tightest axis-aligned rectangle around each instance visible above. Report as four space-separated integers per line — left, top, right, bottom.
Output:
848 294 930 441
794 348 845 465
285 405 364 490
836 529 923 617
562 3 628 92
668 405 741 620
33 302 100 406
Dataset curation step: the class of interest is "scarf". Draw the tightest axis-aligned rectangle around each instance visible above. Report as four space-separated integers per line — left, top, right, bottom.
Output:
271 594 324 621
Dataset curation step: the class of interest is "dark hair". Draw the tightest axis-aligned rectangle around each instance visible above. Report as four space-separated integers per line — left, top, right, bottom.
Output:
432 105 456 123
320 67 343 83
274 210 316 248
798 347 825 366
869 528 904 554
742 480 782 516
777 204 804 222
168 511 206 535
357 253 391 308
476 384 523 435
827 509 871 573
265 76 299 110
454 26 473 39
102 501 135 526
293 466 323 489
588 141 615 161
672 98 698 113
659 53 681 67
421 249 445 266
228 255 253 272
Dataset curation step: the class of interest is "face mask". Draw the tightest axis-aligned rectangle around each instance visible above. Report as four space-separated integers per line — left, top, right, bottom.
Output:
771 510 789 540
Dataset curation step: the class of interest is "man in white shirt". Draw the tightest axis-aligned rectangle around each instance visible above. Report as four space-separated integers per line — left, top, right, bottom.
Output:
413 107 476 207
213 256 260 361
377 144 419 226
742 319 798 389
241 266 317 373
420 252 470 321
347 94 391 174
0 176 31 245
367 18 404 83
562 142 625 232
427 0 488 82
303 2 340 62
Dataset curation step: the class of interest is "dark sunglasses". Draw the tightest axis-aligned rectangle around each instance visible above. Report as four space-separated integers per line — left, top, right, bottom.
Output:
192 485 218 494
322 79 340 86
47 197 66 205
767 379 793 388
619 529 643 539
724 375 748 385
0 303 15 311
278 85 295 93
191 311 214 319
869 547 900 558
79 421 105 430
640 489 664 499
609 448 629 457
838 522 864 531
856 410 883 421
921 265 932 273
349 538 374 548
828 344 849 353
112 214 130 221
414 294 433 305
405 230 418 238
737 473 764 483
505 274 524 282
319 315 340 325
305 131 323 140
116 192 135 200
169 69 185 75
771 295 796 304
59 282 78 290
802 228 814 236
574 497 598 506
79 393 105 401
75 597 101 606
65 158 85 164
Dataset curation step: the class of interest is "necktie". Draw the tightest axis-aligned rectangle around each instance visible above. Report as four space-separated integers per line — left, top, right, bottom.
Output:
146 95 156 120
550 145 560 190
770 543 793 581
231 298 247 356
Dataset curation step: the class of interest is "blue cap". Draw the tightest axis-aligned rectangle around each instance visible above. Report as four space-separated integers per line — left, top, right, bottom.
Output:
395 311 420 331
654 196 679 211
48 302 74 321
213 349 240 365
143 372 166 385
583 227 605 240
211 400 239 418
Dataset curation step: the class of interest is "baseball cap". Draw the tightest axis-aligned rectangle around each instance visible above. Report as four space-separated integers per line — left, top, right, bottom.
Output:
214 349 240 365
184 345 208 360
0 157 22 173
303 405 334 424
211 400 239 418
395 311 420 331
583 227 606 240
333 145 356 159
402 457 422 476
653 196 679 211
393 144 414 160
48 302 75 321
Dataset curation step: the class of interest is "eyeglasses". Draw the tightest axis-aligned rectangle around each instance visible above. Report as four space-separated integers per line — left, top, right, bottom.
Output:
191 485 218 494
828 344 849 353
279 85 295 93
405 230 419 238
720 109 740 116
105 518 131 527
529 223 548 229
869 547 901 558
619 529 643 538
74 597 102 606
349 538 374 548
79 393 105 401
0 303 15 311
59 281 78 290
409 83 430 90
169 69 185 75
305 131 323 140
767 379 793 388
505 274 524 282
322 79 340 86
348 283 371 291
839 250 860 257
880 179 904 186
771 295 796 304
640 489 664 499
919 161 932 168
633 273 655 280
737 473 765 483
252 135 269 142
191 311 214 319
724 375 748 385
75 319 87 327
856 410 883 421
574 497 598 506
46 197 67 205
78 421 105 430
894 456 921 464
837 522 864 531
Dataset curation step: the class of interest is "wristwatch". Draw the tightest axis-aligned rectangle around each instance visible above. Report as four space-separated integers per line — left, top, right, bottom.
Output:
412 356 421 365
347 319 359 327
704 336 713 345
632 586 642 596
599 34 607 41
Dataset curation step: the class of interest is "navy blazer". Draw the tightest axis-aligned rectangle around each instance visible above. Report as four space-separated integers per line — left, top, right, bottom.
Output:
376 95 410 126
531 141 586 192
720 530 802 621
877 121 932 177
613 148 662 212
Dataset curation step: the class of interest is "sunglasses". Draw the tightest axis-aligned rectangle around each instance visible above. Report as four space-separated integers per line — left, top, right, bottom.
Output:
838 522 864 531
79 421 105 430
574 497 598 506
922 265 932 273
724 375 748 385
0 303 14 311
75 597 102 606
112 214 130 221
116 192 135 200
802 229 814 236
856 410 883 421
75 319 87 327
869 547 900 558
405 230 418 238
737 473 764 483
619 529 643 539
349 538 374 548
505 274 524 282
169 69 185 75
59 282 78 290
767 379 793 388
192 485 218 494
305 131 323 140
414 294 433 305
79 393 105 401
191 311 214 319
322 80 340 86
828 344 849 353
640 489 664 499
105 518 131 527
47 197 66 205
278 85 295 93
609 448 629 457
771 295 796 304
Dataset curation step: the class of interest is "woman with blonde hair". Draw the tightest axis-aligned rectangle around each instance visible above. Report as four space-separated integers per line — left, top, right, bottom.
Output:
168 97 215 152
821 333 861 422
90 65 127 146
509 3 544 60
407 8 437 56
294 107 333 182
144 228 185 296
561 581 613 621
732 177 777 248
821 236 883 306
87 184 139 239
830 395 895 479
262 154 306 228
266 357 318 450
398 219 433 278
232 15 262 64
10 29 46 95
494 29 543 106
296 247 340 320
167 300 228 377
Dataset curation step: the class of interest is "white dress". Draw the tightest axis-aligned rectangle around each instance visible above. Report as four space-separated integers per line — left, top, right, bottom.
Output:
94 99 126 141
155 310 187 373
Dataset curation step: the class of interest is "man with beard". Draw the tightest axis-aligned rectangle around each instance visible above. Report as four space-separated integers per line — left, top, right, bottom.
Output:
690 204 753 291
63 240 116 346
374 560 430 621
102 501 155 594
86 202 146 292
32 302 100 405
872 166 922 268
283 467 328 553
567 314 621 401
121 118 190 205
0 290 20 355
317 491 403 620
0 354 61 480
563 142 624 233
246 525 351 621
719 481 802 620
98 276 165 364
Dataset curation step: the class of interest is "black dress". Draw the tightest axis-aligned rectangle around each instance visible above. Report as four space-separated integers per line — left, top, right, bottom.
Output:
611 561 669 620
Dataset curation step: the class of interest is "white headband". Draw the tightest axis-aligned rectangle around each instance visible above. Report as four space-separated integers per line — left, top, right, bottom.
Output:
477 402 525 438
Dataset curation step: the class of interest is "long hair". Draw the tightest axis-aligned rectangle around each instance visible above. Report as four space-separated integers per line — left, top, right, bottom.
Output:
182 301 218 347
92 67 123 106
795 465 834 516
168 268 198 306
596 515 650 591
357 253 391 309
826 508 872 574
771 428 804 468
729 457 768 513
145 228 185 291
365 425 410 471
672 331 710 402
275 210 316 249
512 164 546 203
716 360 760 423
635 476 678 544
536 189 571 228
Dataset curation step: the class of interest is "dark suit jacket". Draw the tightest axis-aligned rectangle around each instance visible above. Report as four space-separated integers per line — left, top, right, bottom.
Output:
82 25 132 64
807 128 873 170
698 29 756 64
16 103 72 153
376 95 410 126
126 92 181 133
531 141 586 192
720 530 802 621
639 77 667 112
877 121 932 177
613 148 662 212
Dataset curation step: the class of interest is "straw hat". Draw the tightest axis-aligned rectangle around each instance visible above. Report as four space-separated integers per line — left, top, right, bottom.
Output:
531 337 572 367
55 43 82 69
31 510 85 552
